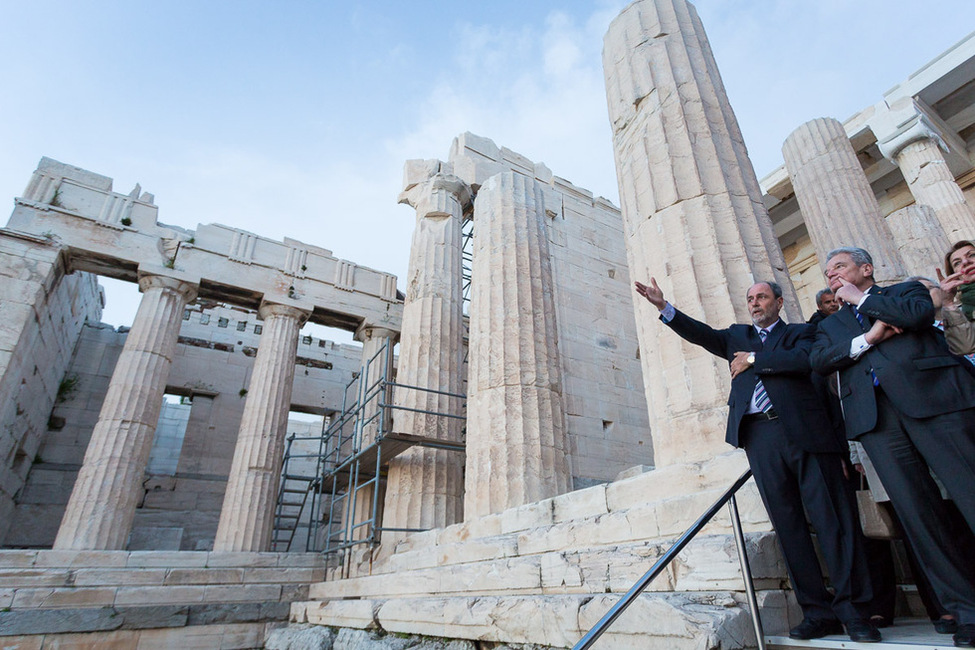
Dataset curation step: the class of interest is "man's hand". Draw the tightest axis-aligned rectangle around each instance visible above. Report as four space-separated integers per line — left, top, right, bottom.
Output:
833 278 865 306
730 351 753 378
635 278 667 310
864 319 902 345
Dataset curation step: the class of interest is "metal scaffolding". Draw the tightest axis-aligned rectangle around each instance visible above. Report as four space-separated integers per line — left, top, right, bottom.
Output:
271 337 466 564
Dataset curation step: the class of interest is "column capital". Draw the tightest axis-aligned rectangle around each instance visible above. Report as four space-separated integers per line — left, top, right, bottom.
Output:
257 301 310 324
869 97 965 162
355 323 399 344
137 273 198 302
398 161 472 217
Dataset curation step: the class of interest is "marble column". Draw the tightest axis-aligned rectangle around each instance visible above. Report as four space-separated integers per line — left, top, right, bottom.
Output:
886 204 951 278
782 117 908 281
347 325 397 542
54 274 197 550
383 167 469 538
894 138 975 243
213 302 309 552
872 101 975 245
465 171 570 519
603 0 801 469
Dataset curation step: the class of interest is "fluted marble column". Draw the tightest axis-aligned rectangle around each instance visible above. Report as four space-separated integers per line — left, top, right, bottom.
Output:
383 168 469 538
887 204 951 277
347 325 396 542
54 275 197 550
213 302 309 552
465 171 570 519
783 117 908 281
603 0 801 469
895 138 975 242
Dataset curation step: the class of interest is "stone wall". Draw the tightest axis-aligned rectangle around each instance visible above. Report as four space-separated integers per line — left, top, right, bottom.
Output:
5 304 361 551
0 230 102 548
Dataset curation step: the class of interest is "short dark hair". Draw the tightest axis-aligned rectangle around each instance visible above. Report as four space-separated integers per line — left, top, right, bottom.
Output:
749 281 782 300
826 247 873 267
815 288 833 308
944 240 975 274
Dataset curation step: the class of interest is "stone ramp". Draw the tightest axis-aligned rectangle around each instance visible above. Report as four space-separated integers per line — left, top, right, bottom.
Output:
0 549 324 649
291 453 801 648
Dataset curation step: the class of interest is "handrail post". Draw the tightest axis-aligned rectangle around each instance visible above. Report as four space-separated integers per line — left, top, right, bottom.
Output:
729 493 765 650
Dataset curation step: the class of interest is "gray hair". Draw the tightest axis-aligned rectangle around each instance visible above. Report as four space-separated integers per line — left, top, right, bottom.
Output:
815 288 834 306
749 281 782 300
826 247 873 267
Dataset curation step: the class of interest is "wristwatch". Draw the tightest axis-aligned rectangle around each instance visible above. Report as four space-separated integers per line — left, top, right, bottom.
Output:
746 352 756 365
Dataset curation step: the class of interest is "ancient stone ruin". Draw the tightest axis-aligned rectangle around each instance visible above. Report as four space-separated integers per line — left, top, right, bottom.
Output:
1 0 974 648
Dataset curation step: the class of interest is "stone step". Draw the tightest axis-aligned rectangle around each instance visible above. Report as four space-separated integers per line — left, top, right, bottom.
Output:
289 591 793 650
0 621 273 649
310 531 785 601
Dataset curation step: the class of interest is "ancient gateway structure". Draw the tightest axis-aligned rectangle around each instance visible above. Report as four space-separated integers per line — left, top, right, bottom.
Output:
1 0 974 648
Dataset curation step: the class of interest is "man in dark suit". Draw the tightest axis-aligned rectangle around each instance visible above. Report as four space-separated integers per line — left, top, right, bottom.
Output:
635 278 878 643
808 288 839 325
810 247 975 648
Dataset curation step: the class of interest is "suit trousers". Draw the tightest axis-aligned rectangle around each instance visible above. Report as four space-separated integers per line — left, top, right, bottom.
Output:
857 389 975 624
742 416 871 622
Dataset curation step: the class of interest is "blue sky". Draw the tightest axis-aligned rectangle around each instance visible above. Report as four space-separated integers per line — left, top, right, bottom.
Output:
1 1 972 332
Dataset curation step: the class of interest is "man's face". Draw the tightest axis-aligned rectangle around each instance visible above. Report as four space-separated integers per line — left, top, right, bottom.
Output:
825 253 873 292
949 245 975 279
747 283 783 328
818 292 839 315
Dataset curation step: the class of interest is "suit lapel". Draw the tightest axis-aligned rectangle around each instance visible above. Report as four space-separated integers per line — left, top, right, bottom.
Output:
761 322 786 350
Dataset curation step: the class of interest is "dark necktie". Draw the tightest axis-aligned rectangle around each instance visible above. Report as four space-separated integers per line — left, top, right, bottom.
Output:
753 329 772 412
852 306 880 386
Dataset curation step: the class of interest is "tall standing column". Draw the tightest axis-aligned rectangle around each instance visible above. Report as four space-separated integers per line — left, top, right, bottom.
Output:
603 0 801 469
54 274 197 550
894 138 975 243
782 117 908 281
213 302 308 552
465 171 570 519
872 101 975 244
383 166 469 538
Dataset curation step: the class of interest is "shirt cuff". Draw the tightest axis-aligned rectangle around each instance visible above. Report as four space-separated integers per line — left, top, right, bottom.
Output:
856 293 870 309
660 302 676 323
850 334 871 358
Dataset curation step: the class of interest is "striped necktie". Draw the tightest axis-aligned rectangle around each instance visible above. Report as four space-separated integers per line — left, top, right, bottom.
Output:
753 329 772 412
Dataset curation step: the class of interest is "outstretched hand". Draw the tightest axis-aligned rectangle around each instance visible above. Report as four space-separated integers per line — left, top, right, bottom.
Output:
635 278 667 310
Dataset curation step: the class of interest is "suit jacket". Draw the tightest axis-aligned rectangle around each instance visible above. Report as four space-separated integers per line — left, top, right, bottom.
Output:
664 309 845 453
810 280 975 438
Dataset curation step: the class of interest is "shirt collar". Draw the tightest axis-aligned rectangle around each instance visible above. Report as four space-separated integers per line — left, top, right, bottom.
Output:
754 319 781 334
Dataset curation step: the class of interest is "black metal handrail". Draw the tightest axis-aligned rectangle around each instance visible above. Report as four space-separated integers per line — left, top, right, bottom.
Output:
573 469 764 650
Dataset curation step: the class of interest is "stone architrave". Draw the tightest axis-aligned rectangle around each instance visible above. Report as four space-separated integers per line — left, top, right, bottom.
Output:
382 166 470 540
213 302 309 552
54 275 198 550
782 118 908 281
347 325 397 542
603 0 801 469
464 171 571 519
